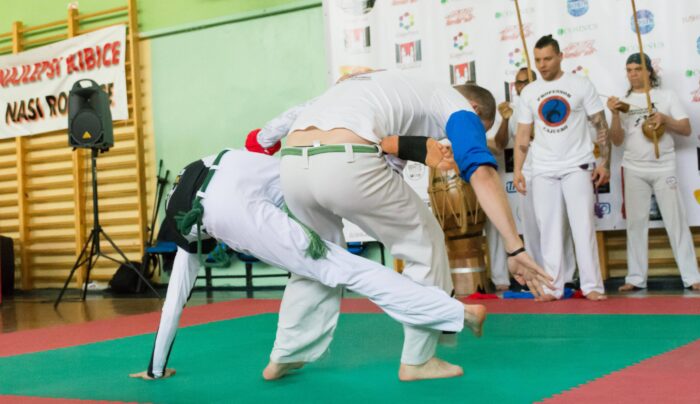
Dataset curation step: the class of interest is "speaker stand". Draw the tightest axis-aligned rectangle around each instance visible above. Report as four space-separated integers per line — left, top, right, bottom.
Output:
55 148 160 308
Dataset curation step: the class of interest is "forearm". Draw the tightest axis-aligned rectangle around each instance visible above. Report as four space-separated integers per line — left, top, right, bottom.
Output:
609 113 625 146
470 166 522 251
664 117 691 136
493 119 510 152
513 123 530 173
589 111 611 170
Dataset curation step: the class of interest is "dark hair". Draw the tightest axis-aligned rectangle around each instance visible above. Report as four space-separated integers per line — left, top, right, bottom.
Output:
453 83 496 123
534 34 560 54
625 53 660 96
517 67 537 81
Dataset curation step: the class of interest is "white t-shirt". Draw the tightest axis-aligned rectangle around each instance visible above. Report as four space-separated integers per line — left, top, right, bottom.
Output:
290 70 475 143
619 88 688 172
517 73 604 172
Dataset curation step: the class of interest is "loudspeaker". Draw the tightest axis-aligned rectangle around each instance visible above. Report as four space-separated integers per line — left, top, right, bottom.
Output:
68 79 114 151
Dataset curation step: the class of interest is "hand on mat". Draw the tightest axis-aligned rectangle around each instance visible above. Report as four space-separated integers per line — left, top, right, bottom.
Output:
129 368 176 380
507 252 554 299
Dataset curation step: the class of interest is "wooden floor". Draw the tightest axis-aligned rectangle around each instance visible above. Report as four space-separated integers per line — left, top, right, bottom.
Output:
1 283 697 334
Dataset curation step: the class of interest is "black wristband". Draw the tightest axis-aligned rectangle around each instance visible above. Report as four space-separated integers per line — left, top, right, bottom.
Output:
397 136 429 163
506 246 526 257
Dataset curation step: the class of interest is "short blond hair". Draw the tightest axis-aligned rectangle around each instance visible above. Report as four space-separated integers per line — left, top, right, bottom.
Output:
453 83 496 122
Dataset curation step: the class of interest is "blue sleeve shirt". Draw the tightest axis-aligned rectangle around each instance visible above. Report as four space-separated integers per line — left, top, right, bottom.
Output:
445 110 497 182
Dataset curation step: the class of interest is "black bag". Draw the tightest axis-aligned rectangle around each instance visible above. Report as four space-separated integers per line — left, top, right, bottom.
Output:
0 236 15 296
109 259 155 294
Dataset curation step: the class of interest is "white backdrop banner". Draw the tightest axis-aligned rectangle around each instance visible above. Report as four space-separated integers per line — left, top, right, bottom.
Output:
0 25 128 139
323 0 700 234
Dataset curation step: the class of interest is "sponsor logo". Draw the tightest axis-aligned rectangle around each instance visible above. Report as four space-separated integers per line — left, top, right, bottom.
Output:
538 96 571 128
395 40 422 67
631 9 655 35
344 26 371 52
694 189 700 205
500 23 532 41
683 15 700 24
449 61 476 85
405 162 425 180
691 86 700 103
599 202 611 216
685 68 700 78
445 8 474 25
392 0 417 5
666 176 678 187
571 65 589 76
336 0 375 16
453 31 469 51
398 11 415 31
567 0 589 17
508 48 526 68
618 41 665 54
562 40 596 59
556 23 598 36
494 6 534 19
697 36 700 55
505 181 517 193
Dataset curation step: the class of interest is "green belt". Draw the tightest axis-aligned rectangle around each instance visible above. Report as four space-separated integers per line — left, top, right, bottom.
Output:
281 144 379 157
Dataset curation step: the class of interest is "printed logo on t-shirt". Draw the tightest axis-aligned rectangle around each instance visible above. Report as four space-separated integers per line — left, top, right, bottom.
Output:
537 95 571 130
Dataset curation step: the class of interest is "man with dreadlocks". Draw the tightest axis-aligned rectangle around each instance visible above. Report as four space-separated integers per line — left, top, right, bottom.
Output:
608 52 700 292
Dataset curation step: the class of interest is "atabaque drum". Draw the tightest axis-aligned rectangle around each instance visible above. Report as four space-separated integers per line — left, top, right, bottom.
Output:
428 168 488 296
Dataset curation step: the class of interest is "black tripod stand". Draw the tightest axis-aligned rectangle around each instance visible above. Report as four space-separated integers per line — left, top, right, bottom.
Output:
55 148 161 307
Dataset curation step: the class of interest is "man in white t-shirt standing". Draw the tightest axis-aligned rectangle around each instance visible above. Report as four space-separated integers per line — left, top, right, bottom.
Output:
514 35 608 301
608 53 700 292
492 67 577 290
269 70 552 382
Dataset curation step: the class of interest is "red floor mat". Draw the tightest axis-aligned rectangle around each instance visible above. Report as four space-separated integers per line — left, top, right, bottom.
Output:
541 338 700 403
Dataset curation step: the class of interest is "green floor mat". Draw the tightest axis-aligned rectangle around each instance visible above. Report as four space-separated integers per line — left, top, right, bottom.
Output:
2 313 699 403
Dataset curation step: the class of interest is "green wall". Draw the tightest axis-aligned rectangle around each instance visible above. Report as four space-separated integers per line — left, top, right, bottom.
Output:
0 0 313 34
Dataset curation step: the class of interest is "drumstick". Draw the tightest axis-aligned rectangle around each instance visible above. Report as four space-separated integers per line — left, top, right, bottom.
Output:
630 0 659 158
514 0 534 83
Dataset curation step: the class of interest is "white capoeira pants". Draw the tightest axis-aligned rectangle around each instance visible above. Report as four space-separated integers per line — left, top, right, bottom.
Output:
520 176 577 284
532 167 605 298
486 219 509 286
277 147 453 365
623 167 700 288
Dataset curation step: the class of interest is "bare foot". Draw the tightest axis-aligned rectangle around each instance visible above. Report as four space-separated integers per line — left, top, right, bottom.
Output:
262 361 304 381
495 284 510 292
463 304 487 337
618 284 641 292
690 283 700 291
398 357 463 381
585 291 607 301
535 294 558 302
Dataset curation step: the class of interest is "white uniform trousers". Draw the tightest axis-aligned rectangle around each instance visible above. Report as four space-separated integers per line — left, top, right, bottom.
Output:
521 176 577 284
532 167 605 298
277 148 453 365
486 219 509 286
623 167 700 288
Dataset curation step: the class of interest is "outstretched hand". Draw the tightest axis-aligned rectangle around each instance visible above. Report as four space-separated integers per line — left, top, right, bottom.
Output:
507 252 554 298
129 368 176 380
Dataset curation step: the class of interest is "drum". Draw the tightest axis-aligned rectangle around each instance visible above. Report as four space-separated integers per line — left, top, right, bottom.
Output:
428 168 488 296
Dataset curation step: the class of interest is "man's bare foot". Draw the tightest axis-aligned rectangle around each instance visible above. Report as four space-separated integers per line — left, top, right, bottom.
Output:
463 304 487 337
262 361 304 381
618 284 642 292
495 284 510 292
398 357 463 381
585 291 607 301
690 283 700 291
535 294 558 302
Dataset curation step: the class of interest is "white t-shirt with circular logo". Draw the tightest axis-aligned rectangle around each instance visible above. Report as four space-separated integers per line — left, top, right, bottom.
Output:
517 72 604 173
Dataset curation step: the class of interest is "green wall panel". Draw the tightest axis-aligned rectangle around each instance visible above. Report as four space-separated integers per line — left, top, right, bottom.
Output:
0 0 311 34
